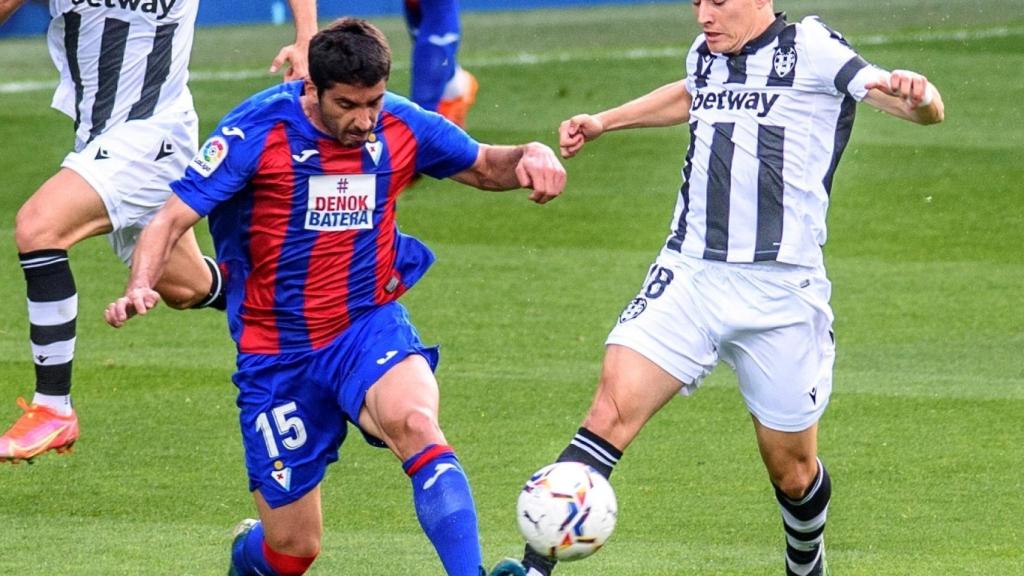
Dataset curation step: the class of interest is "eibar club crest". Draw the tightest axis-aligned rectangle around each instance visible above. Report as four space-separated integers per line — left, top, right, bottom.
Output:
365 133 383 165
271 460 292 491
772 45 798 78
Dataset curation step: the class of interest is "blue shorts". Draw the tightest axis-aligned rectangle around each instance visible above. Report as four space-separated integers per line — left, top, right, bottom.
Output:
233 302 439 508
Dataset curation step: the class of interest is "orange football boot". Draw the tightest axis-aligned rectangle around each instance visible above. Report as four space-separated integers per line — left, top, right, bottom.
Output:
436 70 479 129
0 397 79 463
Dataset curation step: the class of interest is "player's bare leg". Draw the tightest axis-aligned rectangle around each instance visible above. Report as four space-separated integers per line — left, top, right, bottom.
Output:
1 168 221 462
228 488 322 575
753 418 831 576
516 344 683 576
358 354 486 576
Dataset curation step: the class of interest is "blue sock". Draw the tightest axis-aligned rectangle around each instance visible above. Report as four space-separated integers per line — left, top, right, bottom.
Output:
403 445 483 576
404 0 461 111
231 521 277 576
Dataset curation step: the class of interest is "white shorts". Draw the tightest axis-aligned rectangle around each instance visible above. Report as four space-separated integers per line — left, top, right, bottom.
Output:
62 107 199 264
606 249 835 432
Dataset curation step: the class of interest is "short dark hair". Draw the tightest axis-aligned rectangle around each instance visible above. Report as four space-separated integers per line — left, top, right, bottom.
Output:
308 18 392 93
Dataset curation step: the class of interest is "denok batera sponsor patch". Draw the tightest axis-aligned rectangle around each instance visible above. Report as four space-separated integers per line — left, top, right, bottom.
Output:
305 174 376 231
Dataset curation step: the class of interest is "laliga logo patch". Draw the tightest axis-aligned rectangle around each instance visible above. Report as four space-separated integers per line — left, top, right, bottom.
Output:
772 46 798 78
365 133 383 165
190 136 228 177
271 460 292 491
619 297 647 323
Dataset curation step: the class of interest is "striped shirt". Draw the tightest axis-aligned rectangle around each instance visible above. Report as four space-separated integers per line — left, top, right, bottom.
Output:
173 84 480 354
46 0 197 149
666 13 881 267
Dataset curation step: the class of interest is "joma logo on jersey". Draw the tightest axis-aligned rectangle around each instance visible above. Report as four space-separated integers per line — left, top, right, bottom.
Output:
71 0 178 20
691 90 781 118
306 174 376 232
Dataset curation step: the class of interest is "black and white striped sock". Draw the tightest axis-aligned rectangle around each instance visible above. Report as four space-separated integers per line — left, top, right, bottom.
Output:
20 250 77 409
523 427 623 576
191 255 226 310
776 458 831 576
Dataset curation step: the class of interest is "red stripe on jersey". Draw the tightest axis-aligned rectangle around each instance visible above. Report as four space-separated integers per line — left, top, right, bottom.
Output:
239 123 294 354
374 112 419 303
304 139 364 350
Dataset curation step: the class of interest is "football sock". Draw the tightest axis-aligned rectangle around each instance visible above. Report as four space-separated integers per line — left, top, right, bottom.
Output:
557 427 622 479
192 255 226 310
231 520 317 576
523 427 624 575
20 250 76 410
31 392 73 415
775 458 831 576
403 444 484 576
404 0 461 112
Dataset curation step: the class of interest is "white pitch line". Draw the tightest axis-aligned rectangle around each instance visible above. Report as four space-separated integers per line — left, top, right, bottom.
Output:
1 25 1020 94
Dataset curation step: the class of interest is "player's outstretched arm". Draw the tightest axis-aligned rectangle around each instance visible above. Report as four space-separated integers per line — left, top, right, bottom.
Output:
450 142 566 204
269 0 319 80
0 0 28 26
105 196 202 328
863 69 945 125
560 80 692 158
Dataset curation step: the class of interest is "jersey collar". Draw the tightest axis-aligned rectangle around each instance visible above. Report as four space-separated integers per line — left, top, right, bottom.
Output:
739 12 787 55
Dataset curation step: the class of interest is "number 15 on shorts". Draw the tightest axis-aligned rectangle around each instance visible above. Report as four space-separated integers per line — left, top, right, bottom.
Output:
255 402 308 459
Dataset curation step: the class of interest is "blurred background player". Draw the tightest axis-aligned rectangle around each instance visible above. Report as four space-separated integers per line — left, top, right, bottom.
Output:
493 1 944 575
403 0 478 127
0 0 317 463
104 17 563 576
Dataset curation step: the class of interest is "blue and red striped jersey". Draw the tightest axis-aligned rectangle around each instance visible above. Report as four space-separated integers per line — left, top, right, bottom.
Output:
172 81 480 354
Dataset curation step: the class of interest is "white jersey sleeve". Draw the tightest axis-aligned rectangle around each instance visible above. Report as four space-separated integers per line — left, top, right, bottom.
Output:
800 16 881 102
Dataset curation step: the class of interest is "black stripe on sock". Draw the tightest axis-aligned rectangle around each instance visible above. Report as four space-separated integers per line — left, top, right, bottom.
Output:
20 250 76 302
30 319 77 346
523 544 557 575
35 362 73 396
556 427 622 479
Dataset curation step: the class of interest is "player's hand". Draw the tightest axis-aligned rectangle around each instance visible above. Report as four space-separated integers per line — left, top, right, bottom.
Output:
515 142 567 204
865 69 933 110
559 114 605 158
270 42 310 81
105 287 161 328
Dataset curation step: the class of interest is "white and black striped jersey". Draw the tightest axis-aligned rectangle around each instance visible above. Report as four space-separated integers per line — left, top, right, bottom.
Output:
46 0 198 149
666 13 882 267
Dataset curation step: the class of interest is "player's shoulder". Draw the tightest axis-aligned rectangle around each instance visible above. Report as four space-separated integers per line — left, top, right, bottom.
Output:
380 91 452 135
381 91 431 122
796 15 853 48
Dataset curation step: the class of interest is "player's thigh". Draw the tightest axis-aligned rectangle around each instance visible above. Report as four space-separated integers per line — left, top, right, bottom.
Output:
14 168 112 250
235 352 346 511
358 353 445 460
254 486 323 556
722 271 835 433
605 252 718 393
583 344 686 451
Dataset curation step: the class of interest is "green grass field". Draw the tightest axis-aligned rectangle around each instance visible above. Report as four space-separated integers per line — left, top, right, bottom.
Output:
1 1 1022 574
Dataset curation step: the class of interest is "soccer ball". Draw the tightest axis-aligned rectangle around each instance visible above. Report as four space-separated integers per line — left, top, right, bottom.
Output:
515 462 618 562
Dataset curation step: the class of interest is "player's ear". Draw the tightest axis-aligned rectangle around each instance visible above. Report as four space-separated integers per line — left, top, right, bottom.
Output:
303 78 317 98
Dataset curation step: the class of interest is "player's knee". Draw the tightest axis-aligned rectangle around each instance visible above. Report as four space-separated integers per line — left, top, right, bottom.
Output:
772 463 818 500
14 203 54 251
383 407 442 454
